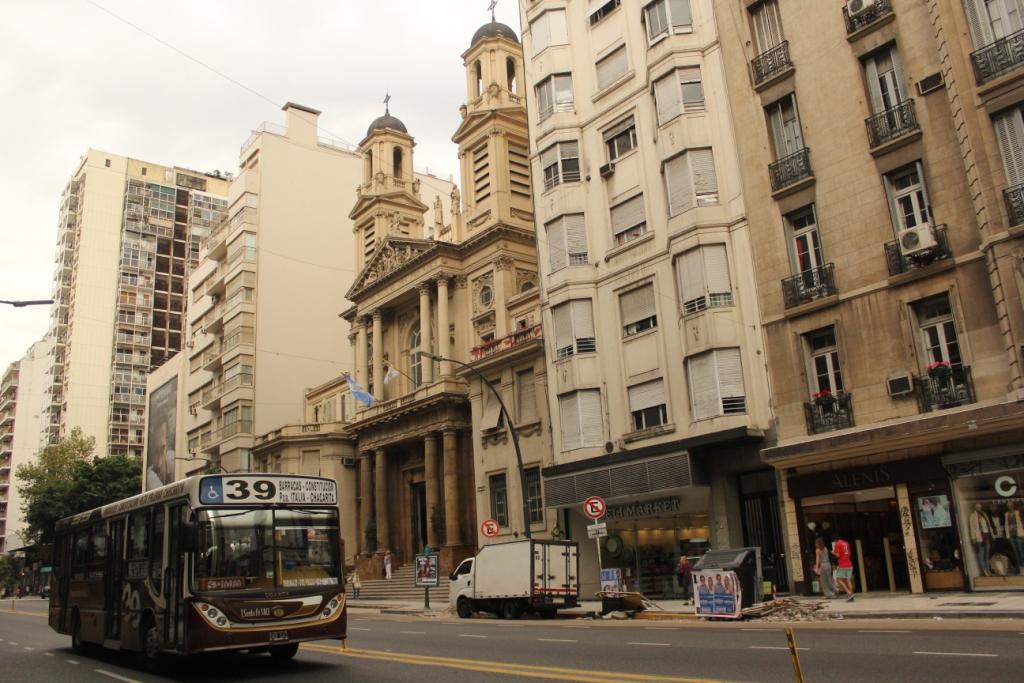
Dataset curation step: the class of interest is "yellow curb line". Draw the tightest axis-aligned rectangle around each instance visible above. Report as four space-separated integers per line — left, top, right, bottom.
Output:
0 609 47 618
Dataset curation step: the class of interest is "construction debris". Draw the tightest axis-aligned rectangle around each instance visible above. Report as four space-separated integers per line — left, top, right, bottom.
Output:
741 598 834 622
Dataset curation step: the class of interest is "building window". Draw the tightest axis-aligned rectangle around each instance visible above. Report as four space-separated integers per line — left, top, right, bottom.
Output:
545 214 588 273
884 162 931 233
603 116 637 161
620 284 657 337
558 389 604 450
516 368 537 424
863 44 907 115
611 194 647 246
590 0 621 25
964 0 1024 48
806 327 844 395
644 0 693 42
490 473 509 527
552 299 597 359
654 67 704 125
914 294 962 370
526 468 543 524
535 73 574 120
993 105 1024 188
664 148 718 214
408 328 422 388
751 0 785 54
541 141 581 190
674 244 733 314
531 9 568 56
766 93 804 159
628 379 668 431
596 46 629 90
473 142 490 204
786 205 824 275
687 348 746 419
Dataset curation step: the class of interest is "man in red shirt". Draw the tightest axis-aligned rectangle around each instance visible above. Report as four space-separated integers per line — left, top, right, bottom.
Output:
832 537 855 602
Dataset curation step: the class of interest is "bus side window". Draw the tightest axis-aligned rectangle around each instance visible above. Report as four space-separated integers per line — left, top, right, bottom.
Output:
92 524 108 563
73 531 90 569
129 510 149 560
152 508 165 589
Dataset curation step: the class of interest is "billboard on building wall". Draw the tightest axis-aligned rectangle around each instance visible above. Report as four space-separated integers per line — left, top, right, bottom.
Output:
146 378 177 490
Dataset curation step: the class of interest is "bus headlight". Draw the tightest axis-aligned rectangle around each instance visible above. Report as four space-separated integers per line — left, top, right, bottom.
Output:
207 608 219 619
216 617 227 626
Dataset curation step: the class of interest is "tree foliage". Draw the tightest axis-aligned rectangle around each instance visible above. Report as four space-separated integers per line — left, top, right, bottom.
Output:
0 555 17 594
15 428 142 547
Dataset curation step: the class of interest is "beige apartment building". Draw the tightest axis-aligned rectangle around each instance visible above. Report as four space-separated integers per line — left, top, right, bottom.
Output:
713 0 1024 594
518 0 776 597
339 22 550 578
45 150 228 463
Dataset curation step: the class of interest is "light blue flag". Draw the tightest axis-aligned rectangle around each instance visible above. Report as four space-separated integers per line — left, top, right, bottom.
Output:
344 374 376 407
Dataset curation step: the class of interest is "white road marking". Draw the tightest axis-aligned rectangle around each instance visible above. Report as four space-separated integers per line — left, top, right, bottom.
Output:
537 638 577 643
740 628 780 631
627 642 672 647
44 652 55 657
66 659 79 664
350 627 371 631
912 651 997 658
399 630 426 635
859 629 912 634
561 625 591 629
459 634 488 638
8 641 17 645
24 646 34 650
95 669 144 683
644 627 678 631
749 646 810 651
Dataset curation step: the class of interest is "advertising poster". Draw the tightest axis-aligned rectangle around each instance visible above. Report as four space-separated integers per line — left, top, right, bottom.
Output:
146 377 177 490
600 568 622 593
693 570 741 619
414 554 439 587
917 494 952 529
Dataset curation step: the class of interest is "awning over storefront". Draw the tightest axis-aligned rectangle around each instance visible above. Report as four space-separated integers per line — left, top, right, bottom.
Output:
543 451 693 507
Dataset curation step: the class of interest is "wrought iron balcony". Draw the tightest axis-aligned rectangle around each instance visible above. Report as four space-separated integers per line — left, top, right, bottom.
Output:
751 41 793 86
916 365 975 412
883 224 952 276
971 27 1024 84
804 392 854 435
470 324 543 361
781 263 837 309
865 99 918 149
769 147 813 192
1004 183 1024 226
843 0 893 35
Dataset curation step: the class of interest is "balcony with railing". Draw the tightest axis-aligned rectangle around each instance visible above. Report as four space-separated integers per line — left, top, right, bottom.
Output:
781 263 837 309
884 225 953 276
768 147 813 193
843 0 893 36
208 420 253 447
1004 183 1024 226
200 372 254 408
255 421 348 447
916 365 976 412
804 392 855 435
751 40 793 87
470 324 543 362
865 99 919 150
971 27 1024 85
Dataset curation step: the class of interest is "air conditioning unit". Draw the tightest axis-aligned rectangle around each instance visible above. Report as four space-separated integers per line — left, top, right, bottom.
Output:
189 406 198 416
886 372 914 397
599 163 615 179
846 0 877 17
898 223 937 257
916 72 945 96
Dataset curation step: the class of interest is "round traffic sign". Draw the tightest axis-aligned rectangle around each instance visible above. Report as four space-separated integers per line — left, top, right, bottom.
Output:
583 495 607 520
480 518 500 538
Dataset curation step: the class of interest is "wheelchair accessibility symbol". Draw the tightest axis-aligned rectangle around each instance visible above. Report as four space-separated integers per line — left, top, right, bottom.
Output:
200 477 224 504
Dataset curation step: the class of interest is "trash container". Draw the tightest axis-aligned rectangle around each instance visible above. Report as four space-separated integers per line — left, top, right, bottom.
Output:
693 547 762 608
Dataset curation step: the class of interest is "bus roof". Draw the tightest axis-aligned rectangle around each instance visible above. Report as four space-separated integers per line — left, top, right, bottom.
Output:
55 474 338 531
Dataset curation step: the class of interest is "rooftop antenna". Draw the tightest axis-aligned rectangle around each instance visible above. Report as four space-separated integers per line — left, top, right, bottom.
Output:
488 0 497 22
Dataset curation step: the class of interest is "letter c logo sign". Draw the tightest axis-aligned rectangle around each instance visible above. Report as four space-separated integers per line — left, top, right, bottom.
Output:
995 475 1018 498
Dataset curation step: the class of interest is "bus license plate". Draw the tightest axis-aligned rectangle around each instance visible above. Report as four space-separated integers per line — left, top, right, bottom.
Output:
269 631 289 642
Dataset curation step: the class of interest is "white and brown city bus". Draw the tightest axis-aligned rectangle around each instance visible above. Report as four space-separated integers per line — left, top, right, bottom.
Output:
49 473 346 666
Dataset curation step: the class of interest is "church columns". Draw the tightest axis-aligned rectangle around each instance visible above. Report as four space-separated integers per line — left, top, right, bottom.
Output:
372 309 383 394
494 256 512 338
424 433 440 549
418 283 433 385
374 448 390 552
443 429 461 546
436 276 451 377
355 318 368 389
359 452 373 554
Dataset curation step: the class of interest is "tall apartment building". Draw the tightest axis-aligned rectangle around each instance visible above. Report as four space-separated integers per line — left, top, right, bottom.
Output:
45 150 228 460
518 0 776 596
0 337 55 552
714 0 1024 594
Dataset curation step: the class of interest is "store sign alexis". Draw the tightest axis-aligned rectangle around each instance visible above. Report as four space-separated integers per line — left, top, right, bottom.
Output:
604 496 681 521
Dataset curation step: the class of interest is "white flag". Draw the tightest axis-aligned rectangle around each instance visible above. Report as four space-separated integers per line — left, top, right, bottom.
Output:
383 365 400 385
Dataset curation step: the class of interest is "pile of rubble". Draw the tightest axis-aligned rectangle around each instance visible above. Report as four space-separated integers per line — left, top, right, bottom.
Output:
741 598 834 622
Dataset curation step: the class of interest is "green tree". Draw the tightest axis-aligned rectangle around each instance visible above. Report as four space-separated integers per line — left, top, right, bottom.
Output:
0 555 17 595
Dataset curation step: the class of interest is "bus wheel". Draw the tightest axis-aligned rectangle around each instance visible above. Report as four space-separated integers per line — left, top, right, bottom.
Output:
269 643 299 660
138 620 164 673
456 598 473 619
70 610 85 653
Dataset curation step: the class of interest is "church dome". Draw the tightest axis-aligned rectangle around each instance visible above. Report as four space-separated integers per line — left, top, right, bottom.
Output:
470 21 519 48
366 113 408 137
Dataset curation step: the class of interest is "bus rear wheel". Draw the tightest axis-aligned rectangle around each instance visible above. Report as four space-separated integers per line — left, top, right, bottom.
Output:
270 643 299 660
70 610 85 653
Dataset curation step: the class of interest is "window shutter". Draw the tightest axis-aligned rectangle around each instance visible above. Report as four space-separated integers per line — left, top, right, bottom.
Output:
549 9 568 45
536 80 553 115
565 214 588 263
994 108 1024 187
611 194 645 235
628 379 665 412
572 299 596 341
768 102 787 156
532 13 551 55
579 390 604 446
517 369 537 423
546 217 567 272
481 383 503 429
677 249 705 309
596 47 628 90
691 149 718 198
603 116 635 142
679 67 703 109
890 46 908 102
620 285 656 327
670 0 692 27
665 154 693 216
964 0 995 48
688 352 719 419
540 145 557 170
560 140 579 162
702 244 732 297
655 71 683 124
863 54 884 114
716 348 745 399
559 393 581 450
552 303 572 352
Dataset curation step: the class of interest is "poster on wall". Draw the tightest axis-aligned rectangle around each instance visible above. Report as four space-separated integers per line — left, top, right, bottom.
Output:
917 494 952 529
145 377 177 491
693 570 741 619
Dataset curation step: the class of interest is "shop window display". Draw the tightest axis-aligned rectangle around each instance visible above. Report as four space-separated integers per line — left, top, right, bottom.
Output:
911 492 963 590
600 515 710 598
954 469 1024 589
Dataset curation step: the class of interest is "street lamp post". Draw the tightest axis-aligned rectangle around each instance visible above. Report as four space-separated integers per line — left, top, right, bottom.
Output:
417 351 531 539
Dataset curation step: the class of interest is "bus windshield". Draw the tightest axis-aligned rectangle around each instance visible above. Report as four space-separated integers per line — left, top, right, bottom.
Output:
194 508 340 591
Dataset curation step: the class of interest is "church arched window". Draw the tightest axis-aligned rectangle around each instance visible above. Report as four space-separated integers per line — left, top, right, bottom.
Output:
393 147 403 178
475 60 483 97
408 327 422 388
507 57 517 94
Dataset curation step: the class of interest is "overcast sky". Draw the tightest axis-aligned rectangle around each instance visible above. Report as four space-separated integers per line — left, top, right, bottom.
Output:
0 0 521 369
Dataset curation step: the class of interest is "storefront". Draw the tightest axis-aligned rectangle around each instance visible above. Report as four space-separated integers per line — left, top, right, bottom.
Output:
945 448 1024 591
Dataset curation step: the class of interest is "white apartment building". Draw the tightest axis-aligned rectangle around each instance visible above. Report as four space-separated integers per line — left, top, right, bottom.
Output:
518 0 778 595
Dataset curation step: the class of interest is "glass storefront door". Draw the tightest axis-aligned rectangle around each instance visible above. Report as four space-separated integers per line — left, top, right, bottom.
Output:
953 468 1024 589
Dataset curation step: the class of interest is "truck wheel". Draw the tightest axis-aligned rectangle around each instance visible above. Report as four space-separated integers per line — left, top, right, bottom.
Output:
501 600 522 620
540 608 557 619
456 598 473 619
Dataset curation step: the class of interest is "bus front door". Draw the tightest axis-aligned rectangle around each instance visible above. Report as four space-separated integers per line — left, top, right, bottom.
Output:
105 518 125 640
165 503 187 649
55 534 72 632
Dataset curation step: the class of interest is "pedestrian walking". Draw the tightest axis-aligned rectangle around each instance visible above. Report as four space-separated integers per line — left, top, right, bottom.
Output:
676 554 693 603
813 536 837 598
832 536 855 601
348 569 362 599
384 551 393 580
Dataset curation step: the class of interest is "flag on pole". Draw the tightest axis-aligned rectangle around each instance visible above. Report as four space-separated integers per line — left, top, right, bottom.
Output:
343 373 376 407
383 364 400 386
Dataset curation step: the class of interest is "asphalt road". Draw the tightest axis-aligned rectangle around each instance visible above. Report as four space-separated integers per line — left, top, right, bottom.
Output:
3 599 1024 682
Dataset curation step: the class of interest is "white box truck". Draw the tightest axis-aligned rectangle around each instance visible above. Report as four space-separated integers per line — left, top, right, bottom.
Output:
448 539 579 619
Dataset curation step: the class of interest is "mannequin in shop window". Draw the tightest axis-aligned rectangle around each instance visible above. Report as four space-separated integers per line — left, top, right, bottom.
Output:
1006 501 1024 569
969 503 993 577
